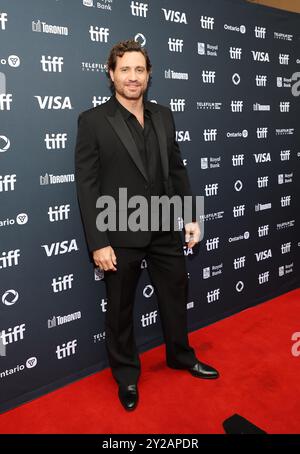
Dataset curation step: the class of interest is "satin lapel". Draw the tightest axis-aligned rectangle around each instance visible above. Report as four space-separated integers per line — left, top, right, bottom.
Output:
150 111 169 181
106 109 149 182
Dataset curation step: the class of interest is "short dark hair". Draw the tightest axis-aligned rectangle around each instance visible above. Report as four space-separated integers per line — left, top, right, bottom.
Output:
106 39 152 73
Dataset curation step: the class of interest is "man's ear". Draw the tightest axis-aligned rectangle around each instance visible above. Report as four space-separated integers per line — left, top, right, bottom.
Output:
109 69 114 83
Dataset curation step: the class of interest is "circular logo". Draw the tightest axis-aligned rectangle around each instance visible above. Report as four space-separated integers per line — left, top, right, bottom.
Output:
2 289 19 306
26 357 38 369
8 55 21 68
232 73 241 85
135 33 146 47
16 213 29 225
234 180 243 192
143 284 154 298
236 281 244 292
0 135 10 152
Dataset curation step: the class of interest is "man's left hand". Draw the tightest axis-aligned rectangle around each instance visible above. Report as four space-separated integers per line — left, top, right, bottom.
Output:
185 222 201 248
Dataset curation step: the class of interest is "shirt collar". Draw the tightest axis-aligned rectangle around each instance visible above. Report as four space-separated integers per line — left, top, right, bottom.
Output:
113 95 151 120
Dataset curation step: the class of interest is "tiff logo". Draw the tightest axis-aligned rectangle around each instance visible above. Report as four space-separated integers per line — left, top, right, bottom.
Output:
206 237 219 251
234 256 246 269
279 53 289 65
207 289 220 303
255 26 266 39
258 225 269 237
0 12 8 30
202 70 215 83
56 340 77 359
130 1 148 17
100 298 107 312
41 56 64 72
45 133 67 150
92 96 110 107
48 204 71 222
170 98 185 111
0 324 25 345
141 310 158 327
0 174 16 191
257 127 268 139
89 26 109 42
280 150 290 161
52 274 74 293
0 93 12 110
231 100 243 112
257 176 269 188
256 75 267 86
229 47 242 59
281 242 291 254
281 195 291 207
168 38 183 52
0 249 20 269
203 129 217 141
205 183 218 196
232 154 244 166
258 271 269 284
233 205 245 217
280 101 290 112
200 16 214 30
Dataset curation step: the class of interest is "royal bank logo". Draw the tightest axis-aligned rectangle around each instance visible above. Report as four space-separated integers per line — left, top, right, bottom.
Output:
41 56 64 72
83 0 113 11
277 76 292 88
198 42 218 57
32 20 69 35
0 12 8 30
130 1 148 17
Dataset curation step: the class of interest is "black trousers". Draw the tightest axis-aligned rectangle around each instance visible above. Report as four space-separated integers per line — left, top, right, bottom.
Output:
104 230 197 387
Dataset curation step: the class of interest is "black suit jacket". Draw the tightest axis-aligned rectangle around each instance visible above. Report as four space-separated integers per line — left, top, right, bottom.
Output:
74 96 196 252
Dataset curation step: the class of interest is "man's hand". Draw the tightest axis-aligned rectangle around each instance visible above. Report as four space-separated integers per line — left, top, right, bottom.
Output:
185 222 201 248
93 246 117 272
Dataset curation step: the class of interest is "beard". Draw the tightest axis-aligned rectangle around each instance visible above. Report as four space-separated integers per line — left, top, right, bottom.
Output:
115 83 146 100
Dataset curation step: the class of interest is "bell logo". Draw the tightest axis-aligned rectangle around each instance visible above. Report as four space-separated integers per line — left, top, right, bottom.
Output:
26 357 38 368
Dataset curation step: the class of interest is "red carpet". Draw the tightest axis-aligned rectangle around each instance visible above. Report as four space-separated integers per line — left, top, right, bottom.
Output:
0 288 300 434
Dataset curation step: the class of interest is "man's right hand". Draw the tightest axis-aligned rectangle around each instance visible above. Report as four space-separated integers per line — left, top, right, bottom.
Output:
92 246 117 272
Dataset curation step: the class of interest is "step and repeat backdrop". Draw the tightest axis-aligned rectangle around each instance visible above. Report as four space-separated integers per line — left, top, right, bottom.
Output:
0 0 300 413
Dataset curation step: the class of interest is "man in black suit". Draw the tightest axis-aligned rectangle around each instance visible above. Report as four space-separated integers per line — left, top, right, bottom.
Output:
75 40 219 411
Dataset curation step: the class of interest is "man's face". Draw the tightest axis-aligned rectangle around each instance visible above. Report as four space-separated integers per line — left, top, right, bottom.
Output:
109 51 150 101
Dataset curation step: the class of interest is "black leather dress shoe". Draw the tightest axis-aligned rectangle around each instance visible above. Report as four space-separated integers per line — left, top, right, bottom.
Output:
118 384 139 411
188 361 219 379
